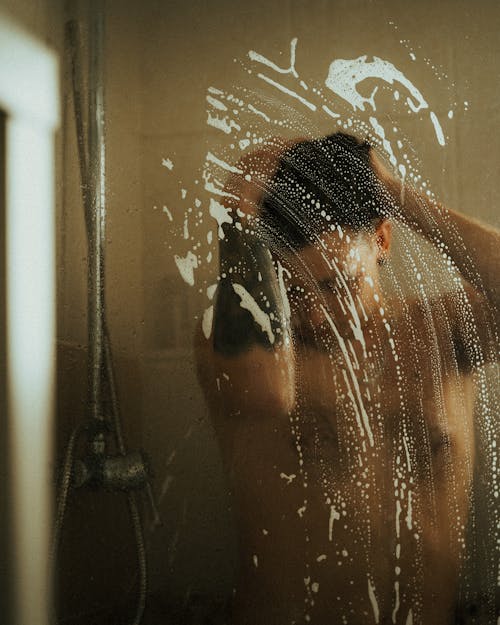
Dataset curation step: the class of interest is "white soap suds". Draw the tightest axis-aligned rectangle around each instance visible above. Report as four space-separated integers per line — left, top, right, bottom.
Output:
247 103 271 122
257 73 317 111
280 472 296 484
207 112 241 134
277 261 292 321
232 283 275 344
322 104 340 119
206 151 244 174
207 283 218 300
328 505 340 541
369 117 397 166
174 251 198 286
321 305 374 447
406 490 413 530
202 305 214 339
248 37 299 78
326 55 427 113
395 499 402 538
430 111 446 146
209 198 233 239
206 95 227 111
392 581 400 623
368 577 380 624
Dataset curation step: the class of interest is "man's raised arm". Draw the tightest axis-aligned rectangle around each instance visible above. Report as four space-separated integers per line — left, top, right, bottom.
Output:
371 149 500 312
370 148 498 372
208 141 297 417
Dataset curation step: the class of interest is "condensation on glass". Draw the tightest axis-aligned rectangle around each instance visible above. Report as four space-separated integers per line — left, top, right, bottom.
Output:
146 6 499 624
58 2 500 624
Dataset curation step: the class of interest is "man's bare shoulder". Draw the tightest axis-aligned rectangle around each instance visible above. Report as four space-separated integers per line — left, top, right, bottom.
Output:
193 319 296 421
387 283 497 373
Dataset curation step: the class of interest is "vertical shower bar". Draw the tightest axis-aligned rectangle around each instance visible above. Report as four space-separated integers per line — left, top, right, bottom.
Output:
64 9 148 624
87 0 106 423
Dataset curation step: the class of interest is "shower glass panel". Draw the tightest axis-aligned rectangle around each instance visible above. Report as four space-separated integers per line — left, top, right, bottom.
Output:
56 1 499 624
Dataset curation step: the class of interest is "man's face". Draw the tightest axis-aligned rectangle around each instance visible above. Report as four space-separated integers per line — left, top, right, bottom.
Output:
278 221 391 335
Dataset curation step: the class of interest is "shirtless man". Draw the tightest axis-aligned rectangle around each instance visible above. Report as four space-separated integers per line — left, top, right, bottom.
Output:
195 132 499 624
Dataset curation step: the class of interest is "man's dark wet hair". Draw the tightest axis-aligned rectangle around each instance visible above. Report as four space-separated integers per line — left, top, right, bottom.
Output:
260 132 393 250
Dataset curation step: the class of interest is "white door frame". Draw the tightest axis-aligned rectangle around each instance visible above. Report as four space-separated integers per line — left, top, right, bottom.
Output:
0 11 59 625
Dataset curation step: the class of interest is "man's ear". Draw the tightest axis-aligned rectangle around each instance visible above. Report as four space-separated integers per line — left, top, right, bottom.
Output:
374 219 392 262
